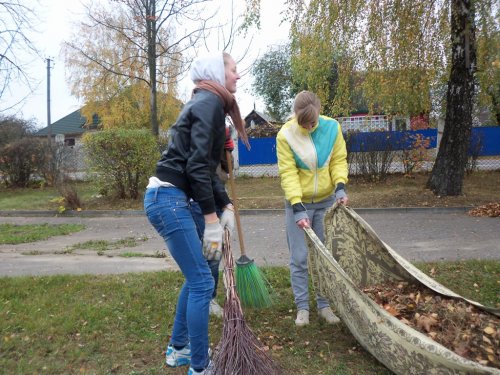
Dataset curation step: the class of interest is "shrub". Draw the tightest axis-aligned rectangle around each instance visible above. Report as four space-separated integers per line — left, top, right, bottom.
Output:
36 141 79 186
83 129 159 199
345 130 396 182
0 137 46 187
399 133 432 175
0 116 37 149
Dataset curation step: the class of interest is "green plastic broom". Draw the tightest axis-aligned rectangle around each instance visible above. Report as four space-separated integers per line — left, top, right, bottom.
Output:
226 150 272 308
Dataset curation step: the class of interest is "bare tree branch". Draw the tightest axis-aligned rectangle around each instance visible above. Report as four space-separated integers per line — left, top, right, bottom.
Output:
0 0 41 111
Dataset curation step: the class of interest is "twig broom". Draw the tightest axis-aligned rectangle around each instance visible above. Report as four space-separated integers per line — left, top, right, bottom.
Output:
226 150 272 308
210 229 281 375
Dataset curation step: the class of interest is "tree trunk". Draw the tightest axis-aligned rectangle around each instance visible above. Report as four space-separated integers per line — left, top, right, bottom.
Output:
147 0 159 137
427 0 477 196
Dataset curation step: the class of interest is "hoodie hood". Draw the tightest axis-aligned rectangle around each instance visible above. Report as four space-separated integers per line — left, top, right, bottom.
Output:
189 52 225 86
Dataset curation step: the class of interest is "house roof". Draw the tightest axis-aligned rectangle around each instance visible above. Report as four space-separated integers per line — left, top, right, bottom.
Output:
244 109 276 123
35 109 88 136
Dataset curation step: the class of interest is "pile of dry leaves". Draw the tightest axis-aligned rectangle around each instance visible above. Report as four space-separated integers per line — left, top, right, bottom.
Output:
363 282 499 369
468 202 500 217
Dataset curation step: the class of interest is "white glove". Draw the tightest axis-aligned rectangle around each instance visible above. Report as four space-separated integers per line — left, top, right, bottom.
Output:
219 206 235 235
202 221 223 260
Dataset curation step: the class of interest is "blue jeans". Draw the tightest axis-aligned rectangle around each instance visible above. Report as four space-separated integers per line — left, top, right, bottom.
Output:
144 186 214 370
188 200 220 299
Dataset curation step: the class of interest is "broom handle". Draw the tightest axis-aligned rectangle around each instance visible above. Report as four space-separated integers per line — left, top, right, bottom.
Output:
226 150 247 257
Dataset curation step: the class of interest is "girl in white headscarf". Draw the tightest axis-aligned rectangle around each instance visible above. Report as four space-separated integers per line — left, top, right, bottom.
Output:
144 52 247 374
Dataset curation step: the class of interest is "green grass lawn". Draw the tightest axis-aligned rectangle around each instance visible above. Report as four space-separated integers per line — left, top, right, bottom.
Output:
0 261 498 374
0 223 85 244
0 171 499 211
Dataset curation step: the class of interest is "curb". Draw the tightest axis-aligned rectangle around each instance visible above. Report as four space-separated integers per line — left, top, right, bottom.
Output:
0 206 472 217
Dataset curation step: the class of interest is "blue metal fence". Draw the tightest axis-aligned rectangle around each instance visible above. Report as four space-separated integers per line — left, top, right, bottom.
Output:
238 127 500 166
470 127 500 156
345 129 437 152
238 137 277 165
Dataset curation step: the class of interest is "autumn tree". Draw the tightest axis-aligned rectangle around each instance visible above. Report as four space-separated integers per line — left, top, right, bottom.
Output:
64 0 212 136
284 0 451 119
427 0 477 195
251 44 294 122
0 0 39 112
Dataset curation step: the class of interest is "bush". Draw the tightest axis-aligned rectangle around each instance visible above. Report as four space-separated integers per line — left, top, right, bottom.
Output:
0 116 46 187
345 130 396 181
0 116 37 149
399 133 432 175
35 141 81 186
0 137 46 187
83 129 159 199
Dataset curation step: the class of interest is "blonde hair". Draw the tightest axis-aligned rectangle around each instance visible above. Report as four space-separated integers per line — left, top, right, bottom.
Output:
294 90 321 126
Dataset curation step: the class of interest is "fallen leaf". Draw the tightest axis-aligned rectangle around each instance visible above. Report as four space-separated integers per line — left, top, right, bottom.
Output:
454 342 469 356
384 304 400 317
483 326 495 335
482 336 492 345
416 315 438 332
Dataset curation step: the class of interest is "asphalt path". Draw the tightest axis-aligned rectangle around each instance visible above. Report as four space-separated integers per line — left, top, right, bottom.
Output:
0 208 498 277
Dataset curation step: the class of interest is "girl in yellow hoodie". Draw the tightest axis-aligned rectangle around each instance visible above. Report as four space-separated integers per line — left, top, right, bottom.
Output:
276 90 349 327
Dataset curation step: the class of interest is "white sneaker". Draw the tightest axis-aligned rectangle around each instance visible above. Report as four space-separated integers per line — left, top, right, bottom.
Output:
295 309 309 326
318 307 341 325
165 343 191 367
209 299 223 318
187 360 213 374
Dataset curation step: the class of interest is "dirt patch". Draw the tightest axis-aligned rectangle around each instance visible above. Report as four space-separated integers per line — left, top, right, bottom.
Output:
348 171 500 209
363 281 500 369
231 171 500 210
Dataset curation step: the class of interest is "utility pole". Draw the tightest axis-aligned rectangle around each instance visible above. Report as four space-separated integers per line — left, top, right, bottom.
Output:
46 58 52 145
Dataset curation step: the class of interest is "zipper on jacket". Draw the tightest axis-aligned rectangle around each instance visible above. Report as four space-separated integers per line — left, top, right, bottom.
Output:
309 133 319 203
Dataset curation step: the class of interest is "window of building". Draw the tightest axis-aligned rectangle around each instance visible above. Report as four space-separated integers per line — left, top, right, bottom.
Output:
64 138 76 147
395 118 408 131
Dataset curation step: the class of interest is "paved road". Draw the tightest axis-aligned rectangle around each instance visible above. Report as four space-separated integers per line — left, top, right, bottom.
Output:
0 208 498 277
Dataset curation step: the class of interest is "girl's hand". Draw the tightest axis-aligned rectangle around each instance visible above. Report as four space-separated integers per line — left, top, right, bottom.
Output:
296 218 311 229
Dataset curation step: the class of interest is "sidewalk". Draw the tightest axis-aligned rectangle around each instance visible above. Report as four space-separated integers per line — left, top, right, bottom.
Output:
0 208 498 277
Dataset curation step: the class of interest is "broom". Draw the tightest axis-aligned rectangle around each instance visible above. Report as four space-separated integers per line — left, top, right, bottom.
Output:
210 229 281 375
226 150 272 308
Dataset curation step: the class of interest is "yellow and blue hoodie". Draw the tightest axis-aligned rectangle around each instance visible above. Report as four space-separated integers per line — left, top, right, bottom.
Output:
276 115 348 206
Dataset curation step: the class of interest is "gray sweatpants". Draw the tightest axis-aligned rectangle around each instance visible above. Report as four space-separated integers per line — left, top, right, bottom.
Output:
285 199 333 311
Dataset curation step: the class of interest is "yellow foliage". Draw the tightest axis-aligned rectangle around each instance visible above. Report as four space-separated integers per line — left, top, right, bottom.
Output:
286 0 457 117
62 1 184 134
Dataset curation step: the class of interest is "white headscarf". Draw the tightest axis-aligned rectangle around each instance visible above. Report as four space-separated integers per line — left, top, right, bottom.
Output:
189 52 225 86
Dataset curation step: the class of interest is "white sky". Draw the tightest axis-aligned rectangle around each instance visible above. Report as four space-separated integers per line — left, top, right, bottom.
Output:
2 0 290 128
